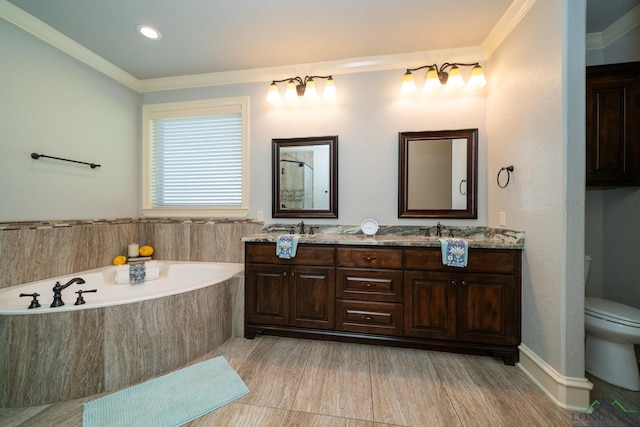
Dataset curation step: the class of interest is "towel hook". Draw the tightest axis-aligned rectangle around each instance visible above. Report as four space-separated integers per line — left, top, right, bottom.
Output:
497 165 514 188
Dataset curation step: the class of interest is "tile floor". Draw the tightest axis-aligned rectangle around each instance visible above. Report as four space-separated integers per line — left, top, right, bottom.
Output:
1 336 638 427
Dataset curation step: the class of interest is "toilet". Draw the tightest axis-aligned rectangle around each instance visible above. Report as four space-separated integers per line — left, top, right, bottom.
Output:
584 255 640 390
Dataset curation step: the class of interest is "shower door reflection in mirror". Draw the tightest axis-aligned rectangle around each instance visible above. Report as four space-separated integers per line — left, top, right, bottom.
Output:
273 136 338 218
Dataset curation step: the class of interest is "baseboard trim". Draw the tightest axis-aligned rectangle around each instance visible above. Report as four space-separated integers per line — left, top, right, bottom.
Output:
518 344 593 411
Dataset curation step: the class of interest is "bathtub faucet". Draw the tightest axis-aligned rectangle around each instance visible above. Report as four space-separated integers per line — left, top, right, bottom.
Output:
50 277 86 308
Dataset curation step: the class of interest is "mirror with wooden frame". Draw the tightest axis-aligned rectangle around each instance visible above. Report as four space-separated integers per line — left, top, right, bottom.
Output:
273 136 338 218
399 129 477 218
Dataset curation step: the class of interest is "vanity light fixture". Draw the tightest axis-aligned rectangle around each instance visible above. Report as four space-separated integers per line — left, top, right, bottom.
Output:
136 24 162 40
266 75 337 104
401 63 486 95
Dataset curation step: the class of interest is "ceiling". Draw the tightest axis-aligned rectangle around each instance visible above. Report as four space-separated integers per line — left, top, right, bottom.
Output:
5 0 640 81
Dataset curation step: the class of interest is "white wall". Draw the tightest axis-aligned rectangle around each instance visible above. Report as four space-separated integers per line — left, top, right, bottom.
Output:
602 189 640 307
0 19 139 222
487 0 586 378
141 69 488 226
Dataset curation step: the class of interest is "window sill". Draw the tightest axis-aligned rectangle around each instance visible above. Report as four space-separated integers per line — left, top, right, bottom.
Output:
140 207 249 218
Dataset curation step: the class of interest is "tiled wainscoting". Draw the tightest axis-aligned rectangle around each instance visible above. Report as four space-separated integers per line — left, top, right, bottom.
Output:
0 218 262 290
0 217 260 408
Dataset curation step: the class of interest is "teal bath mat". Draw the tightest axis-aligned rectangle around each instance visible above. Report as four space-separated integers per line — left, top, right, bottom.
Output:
83 356 249 427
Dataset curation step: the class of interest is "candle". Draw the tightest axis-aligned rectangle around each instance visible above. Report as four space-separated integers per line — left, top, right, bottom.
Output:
128 243 139 258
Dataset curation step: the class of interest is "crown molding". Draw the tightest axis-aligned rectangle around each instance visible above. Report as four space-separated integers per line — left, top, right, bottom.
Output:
2 0 535 94
586 3 640 50
482 0 538 59
0 0 139 91
139 46 486 93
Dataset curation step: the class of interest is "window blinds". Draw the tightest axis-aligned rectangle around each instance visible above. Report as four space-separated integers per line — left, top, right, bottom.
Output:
150 113 243 207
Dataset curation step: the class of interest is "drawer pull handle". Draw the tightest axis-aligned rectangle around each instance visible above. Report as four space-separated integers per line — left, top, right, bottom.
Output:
362 315 374 321
451 280 456 286
461 281 467 286
283 272 287 277
361 256 377 262
364 283 377 288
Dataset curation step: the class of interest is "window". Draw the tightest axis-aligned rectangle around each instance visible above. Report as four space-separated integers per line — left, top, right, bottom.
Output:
141 97 249 217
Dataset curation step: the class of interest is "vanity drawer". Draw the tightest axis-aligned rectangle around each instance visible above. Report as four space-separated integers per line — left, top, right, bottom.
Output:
336 268 403 302
245 242 335 266
336 247 403 269
404 247 520 274
336 300 403 336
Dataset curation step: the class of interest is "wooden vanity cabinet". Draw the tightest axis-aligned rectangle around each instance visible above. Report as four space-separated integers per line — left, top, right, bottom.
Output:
245 241 522 364
245 243 335 331
404 248 521 364
586 62 640 187
335 247 404 336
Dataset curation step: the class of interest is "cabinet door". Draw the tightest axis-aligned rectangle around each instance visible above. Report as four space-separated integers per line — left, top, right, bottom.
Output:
404 271 457 340
245 264 289 326
290 266 335 329
457 273 519 345
586 64 640 186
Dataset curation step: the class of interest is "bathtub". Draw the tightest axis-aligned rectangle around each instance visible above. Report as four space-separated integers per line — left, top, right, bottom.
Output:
0 261 243 314
0 261 244 408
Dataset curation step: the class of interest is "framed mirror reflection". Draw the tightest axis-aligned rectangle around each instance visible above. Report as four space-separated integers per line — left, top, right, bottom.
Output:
399 129 477 218
273 136 338 218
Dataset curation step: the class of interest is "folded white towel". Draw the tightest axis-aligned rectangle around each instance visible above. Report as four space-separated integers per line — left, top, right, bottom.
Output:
115 262 160 284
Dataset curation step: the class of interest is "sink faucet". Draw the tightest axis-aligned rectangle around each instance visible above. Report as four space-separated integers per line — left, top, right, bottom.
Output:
51 277 86 307
436 222 444 237
297 221 306 234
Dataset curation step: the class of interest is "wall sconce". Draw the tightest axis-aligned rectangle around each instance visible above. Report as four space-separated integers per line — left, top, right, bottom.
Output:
401 63 486 95
266 75 337 104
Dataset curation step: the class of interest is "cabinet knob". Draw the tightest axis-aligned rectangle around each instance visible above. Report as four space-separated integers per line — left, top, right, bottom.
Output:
451 280 456 286
283 272 287 277
461 281 467 286
361 256 377 262
364 282 377 288
362 315 374 321
291 271 295 277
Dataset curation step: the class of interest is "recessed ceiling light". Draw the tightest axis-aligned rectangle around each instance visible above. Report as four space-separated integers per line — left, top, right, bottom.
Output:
136 25 162 40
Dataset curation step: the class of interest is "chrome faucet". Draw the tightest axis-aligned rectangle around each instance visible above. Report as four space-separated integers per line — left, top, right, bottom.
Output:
51 277 86 307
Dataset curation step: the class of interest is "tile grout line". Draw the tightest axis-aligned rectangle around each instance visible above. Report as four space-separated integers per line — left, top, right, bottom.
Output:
285 338 314 416
429 351 466 427
366 344 376 424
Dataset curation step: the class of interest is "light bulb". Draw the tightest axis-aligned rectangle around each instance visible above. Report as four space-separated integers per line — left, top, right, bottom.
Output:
468 65 486 89
284 79 298 101
323 77 337 101
447 65 464 88
304 78 318 100
400 71 417 95
424 67 441 91
266 82 281 104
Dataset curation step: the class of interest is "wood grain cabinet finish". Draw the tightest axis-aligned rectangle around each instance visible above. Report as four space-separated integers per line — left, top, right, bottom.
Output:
335 247 405 336
586 61 640 187
245 242 522 364
245 243 335 331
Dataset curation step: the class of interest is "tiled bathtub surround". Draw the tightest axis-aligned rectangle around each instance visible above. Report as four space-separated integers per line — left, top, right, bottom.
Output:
0 275 244 408
0 217 258 408
0 218 262 290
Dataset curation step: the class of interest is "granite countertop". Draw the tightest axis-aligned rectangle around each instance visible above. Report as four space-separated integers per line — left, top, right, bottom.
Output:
242 225 525 250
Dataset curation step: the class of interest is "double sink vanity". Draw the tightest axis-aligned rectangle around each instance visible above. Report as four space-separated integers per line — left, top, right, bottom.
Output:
242 226 524 365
